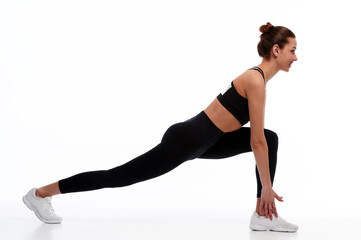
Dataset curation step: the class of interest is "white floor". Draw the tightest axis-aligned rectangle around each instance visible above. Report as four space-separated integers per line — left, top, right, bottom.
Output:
2 205 360 240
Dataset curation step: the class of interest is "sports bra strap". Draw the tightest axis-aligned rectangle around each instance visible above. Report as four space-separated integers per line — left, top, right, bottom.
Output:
249 66 265 83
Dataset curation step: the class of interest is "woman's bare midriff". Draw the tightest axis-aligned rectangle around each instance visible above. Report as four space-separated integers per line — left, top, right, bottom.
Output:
204 98 243 133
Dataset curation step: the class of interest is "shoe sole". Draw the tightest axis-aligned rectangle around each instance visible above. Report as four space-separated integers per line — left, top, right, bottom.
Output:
250 224 267 231
22 196 62 224
250 224 297 232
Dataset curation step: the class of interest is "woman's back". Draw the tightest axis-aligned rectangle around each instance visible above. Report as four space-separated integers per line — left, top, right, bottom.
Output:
204 68 265 132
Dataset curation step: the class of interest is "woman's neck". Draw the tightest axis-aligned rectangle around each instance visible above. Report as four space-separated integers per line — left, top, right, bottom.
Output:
257 59 280 84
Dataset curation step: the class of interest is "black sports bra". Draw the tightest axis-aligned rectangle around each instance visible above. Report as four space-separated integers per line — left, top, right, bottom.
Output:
217 67 265 126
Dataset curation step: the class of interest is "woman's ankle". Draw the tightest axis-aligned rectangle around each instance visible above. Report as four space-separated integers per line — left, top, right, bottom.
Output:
256 210 265 216
35 188 46 198
35 182 61 198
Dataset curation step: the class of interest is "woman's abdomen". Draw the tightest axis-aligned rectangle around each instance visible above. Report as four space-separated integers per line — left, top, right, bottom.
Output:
204 98 243 133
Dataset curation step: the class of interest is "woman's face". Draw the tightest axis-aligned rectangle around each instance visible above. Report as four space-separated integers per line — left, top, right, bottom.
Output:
276 37 298 72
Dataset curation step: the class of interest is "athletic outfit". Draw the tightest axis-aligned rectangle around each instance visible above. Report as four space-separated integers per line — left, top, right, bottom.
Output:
23 66 298 231
57 66 278 198
217 66 264 125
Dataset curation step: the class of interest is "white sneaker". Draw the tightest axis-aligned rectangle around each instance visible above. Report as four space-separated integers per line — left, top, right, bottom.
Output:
249 211 298 232
22 188 63 224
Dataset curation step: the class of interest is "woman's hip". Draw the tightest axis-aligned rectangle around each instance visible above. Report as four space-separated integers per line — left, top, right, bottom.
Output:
161 111 225 160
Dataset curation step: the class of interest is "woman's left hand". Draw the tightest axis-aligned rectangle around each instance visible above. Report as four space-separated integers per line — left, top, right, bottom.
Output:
259 187 284 220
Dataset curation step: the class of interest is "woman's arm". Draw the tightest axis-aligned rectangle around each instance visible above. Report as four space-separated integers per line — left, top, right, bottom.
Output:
246 76 282 220
247 78 271 188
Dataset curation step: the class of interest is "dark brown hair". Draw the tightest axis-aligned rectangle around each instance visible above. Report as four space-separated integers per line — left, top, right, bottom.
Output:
257 22 296 59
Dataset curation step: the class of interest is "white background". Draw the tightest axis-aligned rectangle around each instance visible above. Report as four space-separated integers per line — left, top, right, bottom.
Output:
1 0 361 239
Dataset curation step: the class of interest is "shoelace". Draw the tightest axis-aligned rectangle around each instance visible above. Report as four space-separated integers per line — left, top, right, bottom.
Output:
44 197 57 215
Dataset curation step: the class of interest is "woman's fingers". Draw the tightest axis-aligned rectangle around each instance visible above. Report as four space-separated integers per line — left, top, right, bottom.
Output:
259 201 265 216
264 202 269 219
268 203 273 220
275 193 284 202
272 202 278 218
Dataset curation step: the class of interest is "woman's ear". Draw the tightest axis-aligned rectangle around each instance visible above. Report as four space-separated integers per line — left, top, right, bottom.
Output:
272 44 280 58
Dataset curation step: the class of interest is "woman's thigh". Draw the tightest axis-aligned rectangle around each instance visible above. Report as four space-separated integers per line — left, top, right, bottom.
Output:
198 127 252 159
198 128 278 159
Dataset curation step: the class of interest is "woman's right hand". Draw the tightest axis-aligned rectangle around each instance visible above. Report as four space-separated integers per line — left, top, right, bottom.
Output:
259 187 284 220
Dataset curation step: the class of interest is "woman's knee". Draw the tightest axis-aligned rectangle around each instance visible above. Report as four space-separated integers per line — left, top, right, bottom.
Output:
264 129 278 146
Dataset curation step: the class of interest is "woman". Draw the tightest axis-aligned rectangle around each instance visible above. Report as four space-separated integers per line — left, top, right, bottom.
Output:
23 22 298 232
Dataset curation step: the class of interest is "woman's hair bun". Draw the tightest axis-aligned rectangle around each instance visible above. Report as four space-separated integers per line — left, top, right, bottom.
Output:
259 22 274 34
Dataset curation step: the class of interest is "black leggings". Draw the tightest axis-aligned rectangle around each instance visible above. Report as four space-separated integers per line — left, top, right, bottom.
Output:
58 111 278 198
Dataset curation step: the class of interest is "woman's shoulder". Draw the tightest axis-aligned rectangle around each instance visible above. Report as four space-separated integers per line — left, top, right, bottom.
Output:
233 69 265 98
234 69 264 84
